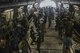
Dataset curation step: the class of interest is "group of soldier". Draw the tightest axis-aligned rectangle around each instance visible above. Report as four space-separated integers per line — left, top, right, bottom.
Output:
31 4 80 53
31 6 75 53
56 7 75 53
0 6 46 53
0 2 79 53
29 7 46 53
0 9 32 53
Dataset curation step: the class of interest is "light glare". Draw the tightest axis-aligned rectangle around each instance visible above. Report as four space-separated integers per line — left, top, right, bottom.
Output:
40 0 56 8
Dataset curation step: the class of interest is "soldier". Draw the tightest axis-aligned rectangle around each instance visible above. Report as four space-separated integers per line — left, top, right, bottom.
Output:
58 19 64 40
64 16 74 38
30 26 36 45
63 15 74 53
55 14 59 31
10 23 25 53
48 16 52 28
48 7 53 28
36 29 42 53
39 17 44 42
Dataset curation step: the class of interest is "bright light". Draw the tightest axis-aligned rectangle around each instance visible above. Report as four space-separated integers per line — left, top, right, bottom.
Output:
27 5 33 9
40 0 56 8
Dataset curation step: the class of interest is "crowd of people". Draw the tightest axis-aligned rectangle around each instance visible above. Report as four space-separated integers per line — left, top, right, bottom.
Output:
0 3 80 53
27 4 76 53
